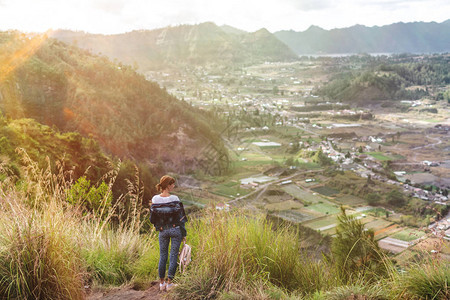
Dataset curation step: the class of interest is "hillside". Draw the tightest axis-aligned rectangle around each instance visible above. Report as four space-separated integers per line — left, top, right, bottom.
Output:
275 20 450 54
315 54 450 103
51 22 298 70
0 31 227 178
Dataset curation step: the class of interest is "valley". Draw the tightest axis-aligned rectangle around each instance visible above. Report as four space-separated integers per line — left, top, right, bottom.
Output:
147 55 450 263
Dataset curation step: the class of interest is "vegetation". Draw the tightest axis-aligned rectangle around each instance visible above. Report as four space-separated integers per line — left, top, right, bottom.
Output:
315 54 450 103
0 157 448 299
0 31 228 179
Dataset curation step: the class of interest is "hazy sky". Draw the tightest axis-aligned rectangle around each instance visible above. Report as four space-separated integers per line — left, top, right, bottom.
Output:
0 0 448 34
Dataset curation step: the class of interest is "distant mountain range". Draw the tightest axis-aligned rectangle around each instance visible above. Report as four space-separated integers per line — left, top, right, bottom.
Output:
51 22 297 70
275 20 450 55
51 20 449 71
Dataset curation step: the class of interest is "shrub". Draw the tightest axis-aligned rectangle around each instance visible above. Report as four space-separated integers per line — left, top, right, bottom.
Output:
331 208 389 284
392 262 449 299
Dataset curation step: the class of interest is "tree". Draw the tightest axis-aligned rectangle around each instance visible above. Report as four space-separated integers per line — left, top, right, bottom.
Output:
367 193 381 205
386 189 406 207
272 86 279 95
332 207 387 283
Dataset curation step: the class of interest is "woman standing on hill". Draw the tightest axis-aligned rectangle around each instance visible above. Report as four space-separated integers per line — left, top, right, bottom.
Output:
151 175 187 292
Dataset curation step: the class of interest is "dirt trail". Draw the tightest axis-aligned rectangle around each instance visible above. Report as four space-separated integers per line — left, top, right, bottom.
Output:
87 282 164 300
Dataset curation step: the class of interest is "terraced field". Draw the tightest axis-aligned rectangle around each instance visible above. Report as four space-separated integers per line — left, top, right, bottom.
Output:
391 228 426 242
282 184 325 204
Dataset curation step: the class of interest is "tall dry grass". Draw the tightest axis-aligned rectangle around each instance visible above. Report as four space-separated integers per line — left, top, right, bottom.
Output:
0 150 448 299
0 150 158 298
171 209 336 299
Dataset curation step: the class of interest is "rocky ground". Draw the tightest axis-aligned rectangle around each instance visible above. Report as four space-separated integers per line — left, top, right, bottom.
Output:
87 282 163 300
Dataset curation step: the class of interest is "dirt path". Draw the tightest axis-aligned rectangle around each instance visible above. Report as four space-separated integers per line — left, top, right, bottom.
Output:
87 282 164 300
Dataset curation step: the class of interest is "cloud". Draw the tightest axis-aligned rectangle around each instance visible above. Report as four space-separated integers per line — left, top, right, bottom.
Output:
364 0 442 10
91 0 127 15
287 0 335 11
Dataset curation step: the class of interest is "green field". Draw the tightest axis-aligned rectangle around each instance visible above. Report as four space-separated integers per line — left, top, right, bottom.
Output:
271 210 316 223
265 200 303 211
304 202 340 215
282 184 325 204
303 215 339 230
312 186 339 197
211 182 251 198
391 228 426 242
177 192 213 206
335 195 367 206
364 219 394 232
367 152 394 161
274 126 305 136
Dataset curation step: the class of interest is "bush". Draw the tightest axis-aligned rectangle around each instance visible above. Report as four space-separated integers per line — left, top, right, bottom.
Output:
392 262 449 299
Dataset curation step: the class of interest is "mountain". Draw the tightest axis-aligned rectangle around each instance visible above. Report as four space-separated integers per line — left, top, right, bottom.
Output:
51 22 298 71
275 20 450 54
0 31 227 177
220 25 247 36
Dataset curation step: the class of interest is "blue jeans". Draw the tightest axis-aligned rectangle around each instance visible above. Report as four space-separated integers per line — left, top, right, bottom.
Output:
158 227 182 279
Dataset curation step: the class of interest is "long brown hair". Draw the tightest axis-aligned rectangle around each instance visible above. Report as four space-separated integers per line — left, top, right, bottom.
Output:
156 175 175 192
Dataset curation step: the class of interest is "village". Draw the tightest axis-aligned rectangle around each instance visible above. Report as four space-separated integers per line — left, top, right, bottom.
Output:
147 58 450 262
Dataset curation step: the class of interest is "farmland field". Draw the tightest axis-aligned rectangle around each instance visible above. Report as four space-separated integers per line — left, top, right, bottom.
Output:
367 152 394 161
271 210 316 223
364 219 394 232
311 185 339 197
265 200 303 211
335 194 367 206
282 184 325 203
304 202 340 215
391 228 426 242
303 215 339 230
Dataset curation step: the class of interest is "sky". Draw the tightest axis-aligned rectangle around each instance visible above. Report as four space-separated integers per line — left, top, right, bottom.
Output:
0 0 448 34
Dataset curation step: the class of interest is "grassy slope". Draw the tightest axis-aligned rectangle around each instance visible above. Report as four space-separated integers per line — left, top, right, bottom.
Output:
0 161 448 299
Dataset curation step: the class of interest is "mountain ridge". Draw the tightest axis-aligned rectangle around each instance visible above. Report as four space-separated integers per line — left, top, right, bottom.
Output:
275 19 450 54
51 22 298 71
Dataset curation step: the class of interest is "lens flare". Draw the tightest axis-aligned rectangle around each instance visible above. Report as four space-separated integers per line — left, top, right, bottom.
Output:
0 31 50 83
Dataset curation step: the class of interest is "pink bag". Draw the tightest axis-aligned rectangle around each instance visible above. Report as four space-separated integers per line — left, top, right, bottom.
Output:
178 241 192 273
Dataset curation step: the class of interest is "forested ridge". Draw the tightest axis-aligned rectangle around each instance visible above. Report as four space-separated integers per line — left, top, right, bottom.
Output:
0 31 228 199
315 54 450 103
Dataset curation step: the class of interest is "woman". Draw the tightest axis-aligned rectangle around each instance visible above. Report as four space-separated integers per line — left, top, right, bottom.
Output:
151 175 187 291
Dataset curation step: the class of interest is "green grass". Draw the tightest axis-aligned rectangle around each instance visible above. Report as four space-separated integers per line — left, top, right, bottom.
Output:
274 126 305 136
282 184 325 204
211 183 251 198
391 228 426 242
265 200 304 211
271 210 316 223
303 215 339 230
363 219 394 232
312 186 339 197
1 153 448 300
391 262 450 299
334 195 367 206
367 152 394 161
305 203 340 215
